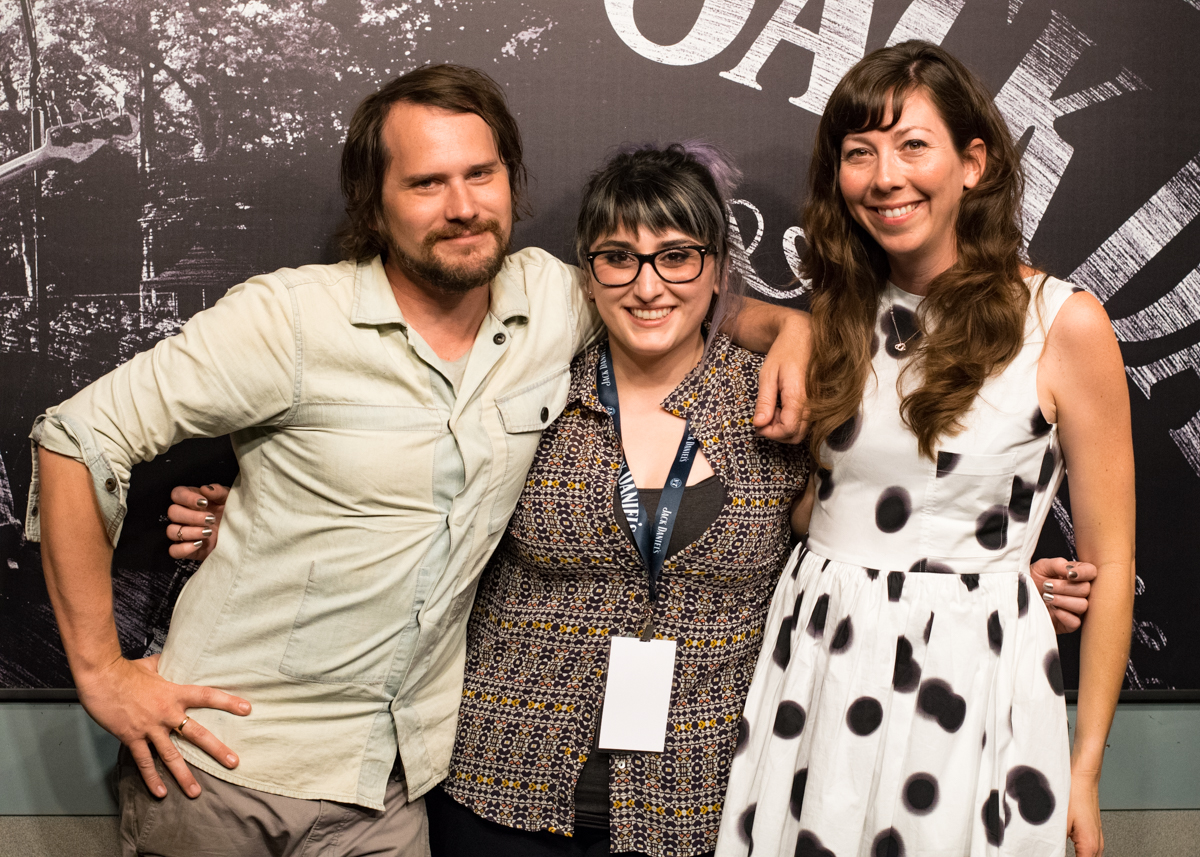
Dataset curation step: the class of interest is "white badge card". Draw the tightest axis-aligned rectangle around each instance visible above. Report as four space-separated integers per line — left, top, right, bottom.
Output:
596 637 677 753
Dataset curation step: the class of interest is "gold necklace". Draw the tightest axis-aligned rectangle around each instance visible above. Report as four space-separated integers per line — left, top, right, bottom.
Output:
888 305 921 353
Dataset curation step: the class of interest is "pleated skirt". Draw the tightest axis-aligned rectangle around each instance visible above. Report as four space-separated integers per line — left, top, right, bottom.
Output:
715 545 1070 857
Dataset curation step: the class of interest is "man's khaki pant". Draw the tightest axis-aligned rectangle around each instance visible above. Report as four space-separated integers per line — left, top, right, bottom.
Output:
117 748 429 857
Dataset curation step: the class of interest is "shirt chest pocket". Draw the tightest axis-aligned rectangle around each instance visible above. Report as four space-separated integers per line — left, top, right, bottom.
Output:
920 451 1016 559
488 367 571 534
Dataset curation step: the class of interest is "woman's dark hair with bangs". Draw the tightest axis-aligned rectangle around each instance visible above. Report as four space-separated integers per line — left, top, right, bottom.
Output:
803 40 1028 461
339 63 528 261
574 142 746 345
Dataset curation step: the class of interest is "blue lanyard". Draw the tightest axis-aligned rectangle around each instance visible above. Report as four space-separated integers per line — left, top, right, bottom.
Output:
596 342 699 604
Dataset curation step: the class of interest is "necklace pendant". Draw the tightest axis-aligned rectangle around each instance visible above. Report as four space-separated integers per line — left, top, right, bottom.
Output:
894 341 906 352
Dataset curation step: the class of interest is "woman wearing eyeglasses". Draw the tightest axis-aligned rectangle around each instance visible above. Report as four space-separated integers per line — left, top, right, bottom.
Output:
419 142 810 857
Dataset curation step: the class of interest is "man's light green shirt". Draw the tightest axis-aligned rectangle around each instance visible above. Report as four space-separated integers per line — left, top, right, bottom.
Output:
28 249 599 809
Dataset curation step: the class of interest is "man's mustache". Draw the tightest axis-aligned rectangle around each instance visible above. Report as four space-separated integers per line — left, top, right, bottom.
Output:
424 220 505 248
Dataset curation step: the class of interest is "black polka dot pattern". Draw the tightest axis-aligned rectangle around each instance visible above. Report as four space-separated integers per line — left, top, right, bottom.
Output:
875 487 912 533
936 451 960 477
735 716 749 754
923 612 934 643
847 697 884 735
1010 475 1035 521
903 773 938 814
1006 766 1056 824
791 548 809 578
772 617 793 668
887 571 905 602
1045 650 1064 695
828 414 861 451
976 506 1009 550
893 636 921 692
817 467 835 501
917 679 966 732
1031 408 1052 437
909 559 954 574
1017 575 1030 616
961 574 980 592
831 617 853 652
981 790 1010 846
873 828 904 857
773 701 806 738
738 805 756 847
1037 448 1056 490
807 594 830 637
794 831 835 857
791 590 805 626
865 568 879 581
790 768 808 819
988 611 1003 654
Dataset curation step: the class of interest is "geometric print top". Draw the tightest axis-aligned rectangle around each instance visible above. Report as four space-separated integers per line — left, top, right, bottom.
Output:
808 276 1075 577
442 334 810 857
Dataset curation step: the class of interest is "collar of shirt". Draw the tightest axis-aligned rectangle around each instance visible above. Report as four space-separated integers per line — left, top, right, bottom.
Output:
568 332 733 432
349 255 531 329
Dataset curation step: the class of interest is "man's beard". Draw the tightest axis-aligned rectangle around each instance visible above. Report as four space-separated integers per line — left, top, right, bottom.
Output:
389 220 509 295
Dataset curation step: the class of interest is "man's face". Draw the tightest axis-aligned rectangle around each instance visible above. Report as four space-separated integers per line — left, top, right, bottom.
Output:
378 102 513 294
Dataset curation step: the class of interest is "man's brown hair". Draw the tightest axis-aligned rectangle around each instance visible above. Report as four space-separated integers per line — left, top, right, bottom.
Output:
339 64 528 261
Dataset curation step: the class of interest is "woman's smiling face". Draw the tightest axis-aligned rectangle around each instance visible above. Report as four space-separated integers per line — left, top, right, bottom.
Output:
837 88 985 285
588 225 717 362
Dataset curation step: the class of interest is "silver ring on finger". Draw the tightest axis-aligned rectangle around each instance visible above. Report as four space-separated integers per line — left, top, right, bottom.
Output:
174 716 190 735
175 524 186 542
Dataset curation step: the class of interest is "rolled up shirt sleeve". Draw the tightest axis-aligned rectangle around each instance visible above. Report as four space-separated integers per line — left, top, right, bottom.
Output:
27 275 298 545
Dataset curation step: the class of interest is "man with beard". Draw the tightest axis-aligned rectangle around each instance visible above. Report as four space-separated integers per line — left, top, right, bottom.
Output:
28 65 808 855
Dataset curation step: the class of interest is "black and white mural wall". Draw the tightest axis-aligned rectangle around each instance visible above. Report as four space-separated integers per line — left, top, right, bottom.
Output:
0 0 1196 692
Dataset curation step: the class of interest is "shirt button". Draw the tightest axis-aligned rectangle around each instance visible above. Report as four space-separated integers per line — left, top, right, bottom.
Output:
104 477 118 493
540 407 549 423
493 332 506 345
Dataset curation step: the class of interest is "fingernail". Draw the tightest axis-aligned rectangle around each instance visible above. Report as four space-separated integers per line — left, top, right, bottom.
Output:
1066 563 1076 570
1043 581 1053 592
204 515 215 525
155 785 167 798
196 498 208 508
193 540 205 547
188 785 200 798
226 754 238 766
1043 592 1054 603
206 484 217 490
201 528 213 536
1068 570 1078 580
238 701 251 714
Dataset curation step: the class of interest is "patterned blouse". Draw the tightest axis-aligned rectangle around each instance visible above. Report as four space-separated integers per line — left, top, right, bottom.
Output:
442 334 810 857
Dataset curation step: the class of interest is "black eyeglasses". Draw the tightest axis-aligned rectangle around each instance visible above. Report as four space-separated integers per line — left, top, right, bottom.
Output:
585 245 713 288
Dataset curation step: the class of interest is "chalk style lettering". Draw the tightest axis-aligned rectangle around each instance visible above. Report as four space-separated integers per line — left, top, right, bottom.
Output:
994 10 1148 244
720 0 873 115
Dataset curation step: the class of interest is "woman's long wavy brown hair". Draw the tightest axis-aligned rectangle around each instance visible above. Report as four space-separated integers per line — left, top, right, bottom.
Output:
804 40 1029 462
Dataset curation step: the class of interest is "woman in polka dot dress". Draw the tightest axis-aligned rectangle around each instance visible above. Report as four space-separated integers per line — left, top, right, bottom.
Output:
717 42 1134 857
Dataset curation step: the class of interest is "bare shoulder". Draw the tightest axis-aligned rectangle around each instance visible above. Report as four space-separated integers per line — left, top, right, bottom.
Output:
1046 288 1116 353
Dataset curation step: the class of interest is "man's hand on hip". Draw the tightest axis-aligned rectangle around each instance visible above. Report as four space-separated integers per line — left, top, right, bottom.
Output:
75 653 251 799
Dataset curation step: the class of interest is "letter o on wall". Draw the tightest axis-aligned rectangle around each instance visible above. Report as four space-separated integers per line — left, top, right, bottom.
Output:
604 0 756 66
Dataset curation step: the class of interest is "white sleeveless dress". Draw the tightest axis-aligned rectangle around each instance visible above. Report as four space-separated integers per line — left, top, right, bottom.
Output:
716 278 1076 857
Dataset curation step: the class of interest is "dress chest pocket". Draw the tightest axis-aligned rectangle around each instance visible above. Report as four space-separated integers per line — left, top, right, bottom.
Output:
488 367 571 534
920 451 1016 559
